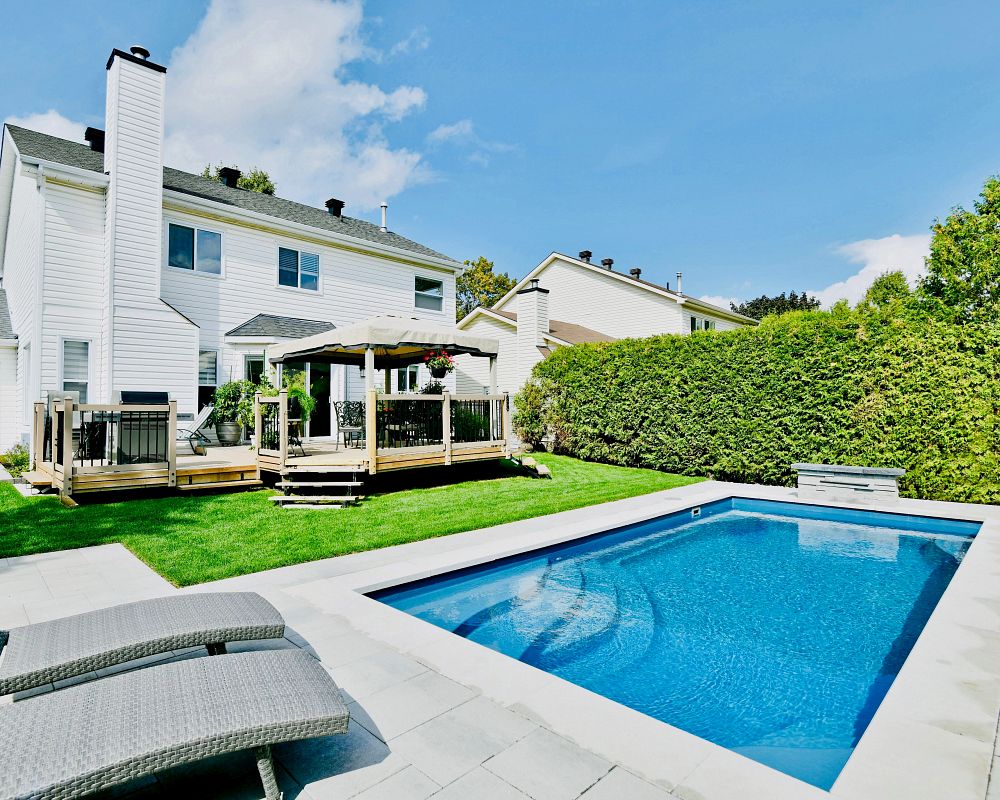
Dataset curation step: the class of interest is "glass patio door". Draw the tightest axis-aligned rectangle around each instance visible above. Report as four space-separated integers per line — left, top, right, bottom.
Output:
279 360 334 439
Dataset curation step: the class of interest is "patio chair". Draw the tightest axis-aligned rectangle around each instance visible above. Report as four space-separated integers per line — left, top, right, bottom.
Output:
334 401 365 449
0 649 349 800
177 403 214 455
0 592 284 696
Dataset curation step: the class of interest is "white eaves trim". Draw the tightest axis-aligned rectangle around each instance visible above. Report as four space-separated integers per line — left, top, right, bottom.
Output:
486 251 757 327
162 188 464 274
224 335 285 345
18 157 110 190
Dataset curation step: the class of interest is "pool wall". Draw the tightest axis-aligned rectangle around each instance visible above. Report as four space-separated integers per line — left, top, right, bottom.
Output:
287 481 1000 800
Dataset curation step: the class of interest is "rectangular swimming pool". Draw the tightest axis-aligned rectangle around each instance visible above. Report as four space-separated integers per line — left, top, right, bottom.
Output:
371 498 980 789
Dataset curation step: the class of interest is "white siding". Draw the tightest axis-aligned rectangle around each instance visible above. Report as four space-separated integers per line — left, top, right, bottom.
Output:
455 315 520 397
39 182 106 402
159 206 458 407
105 55 198 410
499 257 685 338
0 346 18 449
1 169 40 443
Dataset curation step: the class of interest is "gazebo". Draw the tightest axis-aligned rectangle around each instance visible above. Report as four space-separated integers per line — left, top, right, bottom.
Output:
255 315 510 490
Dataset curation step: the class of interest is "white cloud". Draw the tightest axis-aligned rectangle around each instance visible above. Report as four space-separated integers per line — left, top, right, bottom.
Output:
426 118 515 167
810 233 931 307
388 26 430 58
163 0 430 210
427 119 474 144
4 110 85 142
698 294 740 311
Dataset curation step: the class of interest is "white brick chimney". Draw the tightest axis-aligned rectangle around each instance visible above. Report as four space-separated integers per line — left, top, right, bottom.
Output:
516 278 549 382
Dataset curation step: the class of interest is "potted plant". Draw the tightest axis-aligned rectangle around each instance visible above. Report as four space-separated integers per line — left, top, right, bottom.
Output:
424 350 455 379
210 380 255 445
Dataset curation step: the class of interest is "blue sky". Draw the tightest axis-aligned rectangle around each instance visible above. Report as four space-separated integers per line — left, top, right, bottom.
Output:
3 0 998 306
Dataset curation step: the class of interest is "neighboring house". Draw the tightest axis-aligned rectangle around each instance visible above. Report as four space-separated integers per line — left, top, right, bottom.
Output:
0 46 463 451
455 251 756 397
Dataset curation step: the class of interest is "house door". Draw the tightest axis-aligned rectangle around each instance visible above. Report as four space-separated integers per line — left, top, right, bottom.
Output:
309 362 332 437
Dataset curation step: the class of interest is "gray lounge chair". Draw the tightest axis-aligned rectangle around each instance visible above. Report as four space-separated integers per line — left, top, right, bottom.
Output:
0 649 349 800
0 592 284 696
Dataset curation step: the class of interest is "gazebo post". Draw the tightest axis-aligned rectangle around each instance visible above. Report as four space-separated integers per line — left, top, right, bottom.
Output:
383 368 392 394
364 348 375 393
488 357 497 395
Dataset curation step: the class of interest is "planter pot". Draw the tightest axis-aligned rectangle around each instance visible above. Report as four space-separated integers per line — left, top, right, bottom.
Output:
215 422 242 445
430 366 449 379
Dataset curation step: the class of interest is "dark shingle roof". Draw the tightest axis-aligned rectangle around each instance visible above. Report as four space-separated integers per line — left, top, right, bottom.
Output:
5 125 456 263
0 289 14 339
225 313 334 339
489 309 615 345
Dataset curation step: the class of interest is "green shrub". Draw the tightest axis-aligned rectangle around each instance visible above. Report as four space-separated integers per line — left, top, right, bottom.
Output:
517 309 999 504
0 444 30 478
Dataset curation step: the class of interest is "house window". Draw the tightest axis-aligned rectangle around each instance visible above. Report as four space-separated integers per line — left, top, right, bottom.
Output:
689 316 717 332
415 276 444 311
62 340 89 403
168 223 222 274
278 247 320 291
198 350 218 410
396 365 419 393
245 354 265 385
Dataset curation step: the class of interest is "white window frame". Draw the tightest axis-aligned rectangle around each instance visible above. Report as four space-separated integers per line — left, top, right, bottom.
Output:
397 364 419 393
244 353 266 384
275 243 322 294
414 274 445 314
58 336 93 404
164 219 225 278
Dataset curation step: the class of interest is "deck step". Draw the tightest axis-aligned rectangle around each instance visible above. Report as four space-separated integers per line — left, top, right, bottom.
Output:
177 479 263 491
20 471 54 487
281 466 365 474
270 495 364 504
276 481 363 488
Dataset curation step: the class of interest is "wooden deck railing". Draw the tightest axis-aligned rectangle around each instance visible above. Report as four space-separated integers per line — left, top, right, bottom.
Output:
253 389 510 475
32 400 177 495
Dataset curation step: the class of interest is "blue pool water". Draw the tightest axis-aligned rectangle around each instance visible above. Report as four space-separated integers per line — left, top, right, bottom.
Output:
372 498 979 789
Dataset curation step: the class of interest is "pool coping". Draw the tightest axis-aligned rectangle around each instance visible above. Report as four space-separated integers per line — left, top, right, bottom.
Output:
286 482 1000 800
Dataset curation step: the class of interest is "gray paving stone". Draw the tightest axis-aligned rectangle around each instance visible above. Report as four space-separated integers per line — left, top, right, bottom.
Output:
347 670 477 742
276 722 409 799
484 728 613 800
431 767 531 800
334 648 429 702
351 765 440 800
390 696 537 786
580 767 678 800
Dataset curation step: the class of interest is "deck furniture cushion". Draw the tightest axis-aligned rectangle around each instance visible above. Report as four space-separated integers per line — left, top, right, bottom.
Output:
0 592 284 695
0 649 349 800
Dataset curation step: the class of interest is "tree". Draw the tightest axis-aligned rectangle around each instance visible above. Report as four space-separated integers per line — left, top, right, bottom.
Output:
730 291 821 320
857 271 913 314
919 175 1000 323
457 257 517 320
201 164 276 195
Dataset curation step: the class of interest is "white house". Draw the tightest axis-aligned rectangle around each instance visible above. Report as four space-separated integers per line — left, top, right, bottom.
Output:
455 251 756 397
0 46 464 451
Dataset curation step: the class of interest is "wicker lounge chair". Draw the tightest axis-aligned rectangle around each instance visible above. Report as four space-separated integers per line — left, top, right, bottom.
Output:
0 649 349 800
0 592 284 696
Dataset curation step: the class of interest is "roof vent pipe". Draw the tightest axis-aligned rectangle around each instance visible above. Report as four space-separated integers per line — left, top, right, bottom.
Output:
129 45 151 60
630 268 642 279
218 166 241 189
578 250 592 263
676 272 683 294
325 198 345 217
380 202 388 232
601 258 614 270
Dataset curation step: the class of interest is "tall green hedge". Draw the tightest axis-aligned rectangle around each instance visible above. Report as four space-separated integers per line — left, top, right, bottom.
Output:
515 310 999 504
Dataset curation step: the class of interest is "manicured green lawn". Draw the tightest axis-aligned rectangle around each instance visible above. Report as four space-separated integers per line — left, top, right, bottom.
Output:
0 454 702 586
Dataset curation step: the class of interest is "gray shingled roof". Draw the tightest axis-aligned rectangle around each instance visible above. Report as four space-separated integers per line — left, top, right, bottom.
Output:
0 289 14 339
225 313 334 339
5 125 456 263
489 309 615 345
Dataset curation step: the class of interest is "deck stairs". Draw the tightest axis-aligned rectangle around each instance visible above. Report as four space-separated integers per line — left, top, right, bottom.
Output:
514 455 552 479
271 466 365 509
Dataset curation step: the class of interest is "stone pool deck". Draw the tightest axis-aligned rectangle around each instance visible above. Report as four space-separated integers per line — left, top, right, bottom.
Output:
2 480 999 800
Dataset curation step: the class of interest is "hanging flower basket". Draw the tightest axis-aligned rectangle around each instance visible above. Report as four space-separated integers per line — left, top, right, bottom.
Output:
425 350 455 379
